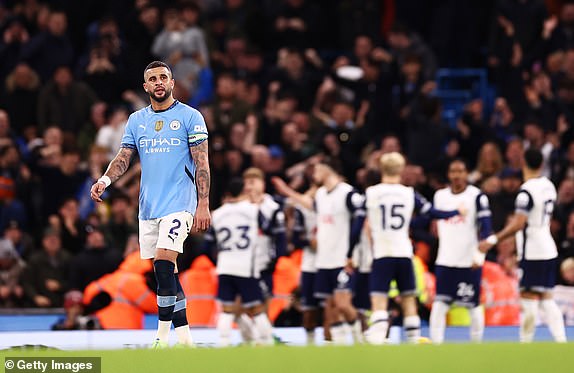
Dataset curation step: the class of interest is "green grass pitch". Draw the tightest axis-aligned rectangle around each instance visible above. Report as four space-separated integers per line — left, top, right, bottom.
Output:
2 343 573 373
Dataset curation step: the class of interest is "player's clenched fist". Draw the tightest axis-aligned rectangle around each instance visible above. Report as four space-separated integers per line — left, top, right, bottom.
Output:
90 181 106 202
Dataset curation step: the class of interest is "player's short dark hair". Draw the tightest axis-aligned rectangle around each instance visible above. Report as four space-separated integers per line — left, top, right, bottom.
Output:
143 61 172 79
449 158 469 171
227 178 244 198
524 148 543 170
318 155 343 175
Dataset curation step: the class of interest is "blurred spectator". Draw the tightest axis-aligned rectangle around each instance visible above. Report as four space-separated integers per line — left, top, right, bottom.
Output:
77 102 107 158
80 43 124 105
543 1 574 54
559 211 574 261
554 179 574 240
504 137 524 171
2 220 34 260
211 73 251 133
522 120 554 177
0 238 25 307
68 225 121 291
273 0 322 49
37 65 98 134
151 5 209 102
387 22 438 81
49 198 86 255
95 105 128 161
29 126 63 168
560 257 574 285
1 63 40 135
103 194 137 252
0 16 29 78
21 228 70 308
405 96 450 172
34 149 88 221
469 142 504 185
490 167 523 231
21 10 74 82
490 98 519 144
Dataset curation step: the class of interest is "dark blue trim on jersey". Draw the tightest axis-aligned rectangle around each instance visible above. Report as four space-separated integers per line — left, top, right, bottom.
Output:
120 143 137 150
184 166 195 184
515 189 534 214
150 100 179 113
292 209 310 248
270 209 287 258
345 190 366 259
476 193 493 239
521 222 528 260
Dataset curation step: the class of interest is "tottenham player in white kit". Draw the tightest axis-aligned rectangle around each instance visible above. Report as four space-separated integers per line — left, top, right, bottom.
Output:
364 153 463 344
273 158 365 344
90 61 210 348
243 168 287 301
203 178 274 346
480 149 567 343
430 159 493 344
290 188 319 345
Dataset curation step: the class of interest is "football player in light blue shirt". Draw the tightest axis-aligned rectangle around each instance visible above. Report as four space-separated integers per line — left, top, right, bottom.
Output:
91 61 211 348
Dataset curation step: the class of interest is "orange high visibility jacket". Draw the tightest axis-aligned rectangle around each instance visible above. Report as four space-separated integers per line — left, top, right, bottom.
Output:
180 255 218 327
480 261 520 326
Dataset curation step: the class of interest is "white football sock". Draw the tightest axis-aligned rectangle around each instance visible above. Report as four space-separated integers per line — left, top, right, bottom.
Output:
365 310 389 345
174 325 193 345
349 319 364 344
306 329 315 345
156 320 171 342
520 299 538 343
429 301 449 344
540 299 567 343
236 313 257 343
217 312 234 347
330 323 348 345
470 306 484 342
253 313 274 345
404 315 421 343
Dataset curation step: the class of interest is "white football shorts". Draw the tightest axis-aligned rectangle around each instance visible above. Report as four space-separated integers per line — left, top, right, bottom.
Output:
139 211 193 259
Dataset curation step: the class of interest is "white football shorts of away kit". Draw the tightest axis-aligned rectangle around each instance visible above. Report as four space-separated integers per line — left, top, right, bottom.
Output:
139 211 193 259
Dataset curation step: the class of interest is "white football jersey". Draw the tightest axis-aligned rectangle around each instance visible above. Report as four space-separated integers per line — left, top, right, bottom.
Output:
315 182 364 269
434 185 490 267
256 194 285 271
515 177 558 261
211 200 261 278
352 229 373 273
366 183 419 258
294 205 317 273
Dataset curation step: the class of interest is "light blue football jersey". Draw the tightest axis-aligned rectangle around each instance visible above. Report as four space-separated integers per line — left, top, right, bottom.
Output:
120 100 208 220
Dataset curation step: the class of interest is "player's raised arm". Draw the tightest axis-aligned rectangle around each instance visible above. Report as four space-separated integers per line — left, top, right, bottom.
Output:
190 139 211 231
90 147 135 202
271 176 314 210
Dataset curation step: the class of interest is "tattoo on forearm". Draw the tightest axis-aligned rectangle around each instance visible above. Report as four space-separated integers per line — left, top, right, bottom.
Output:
105 147 134 183
190 140 210 201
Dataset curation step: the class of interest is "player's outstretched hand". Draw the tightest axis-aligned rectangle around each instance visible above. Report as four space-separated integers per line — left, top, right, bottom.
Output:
193 204 211 232
90 181 106 202
271 176 292 197
457 203 468 217
344 258 355 275
478 240 493 253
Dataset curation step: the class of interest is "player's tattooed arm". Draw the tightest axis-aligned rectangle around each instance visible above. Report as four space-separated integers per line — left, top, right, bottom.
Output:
190 140 211 203
105 147 135 183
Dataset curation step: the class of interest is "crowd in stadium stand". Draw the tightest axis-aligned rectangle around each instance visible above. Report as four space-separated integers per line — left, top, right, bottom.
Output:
0 0 573 326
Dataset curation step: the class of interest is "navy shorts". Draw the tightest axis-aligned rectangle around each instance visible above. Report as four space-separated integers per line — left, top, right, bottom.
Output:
353 272 371 311
300 271 319 310
260 269 274 299
520 258 558 293
435 265 482 308
217 274 264 307
370 257 416 296
314 268 354 299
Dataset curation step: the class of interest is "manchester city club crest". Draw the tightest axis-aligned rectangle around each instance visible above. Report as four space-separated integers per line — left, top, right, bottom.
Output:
170 120 181 130
154 120 164 131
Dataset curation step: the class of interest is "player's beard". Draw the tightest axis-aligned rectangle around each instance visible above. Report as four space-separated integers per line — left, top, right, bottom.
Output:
148 86 173 103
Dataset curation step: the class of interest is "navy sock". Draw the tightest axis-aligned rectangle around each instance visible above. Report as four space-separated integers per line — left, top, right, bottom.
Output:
154 260 176 322
172 273 188 328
